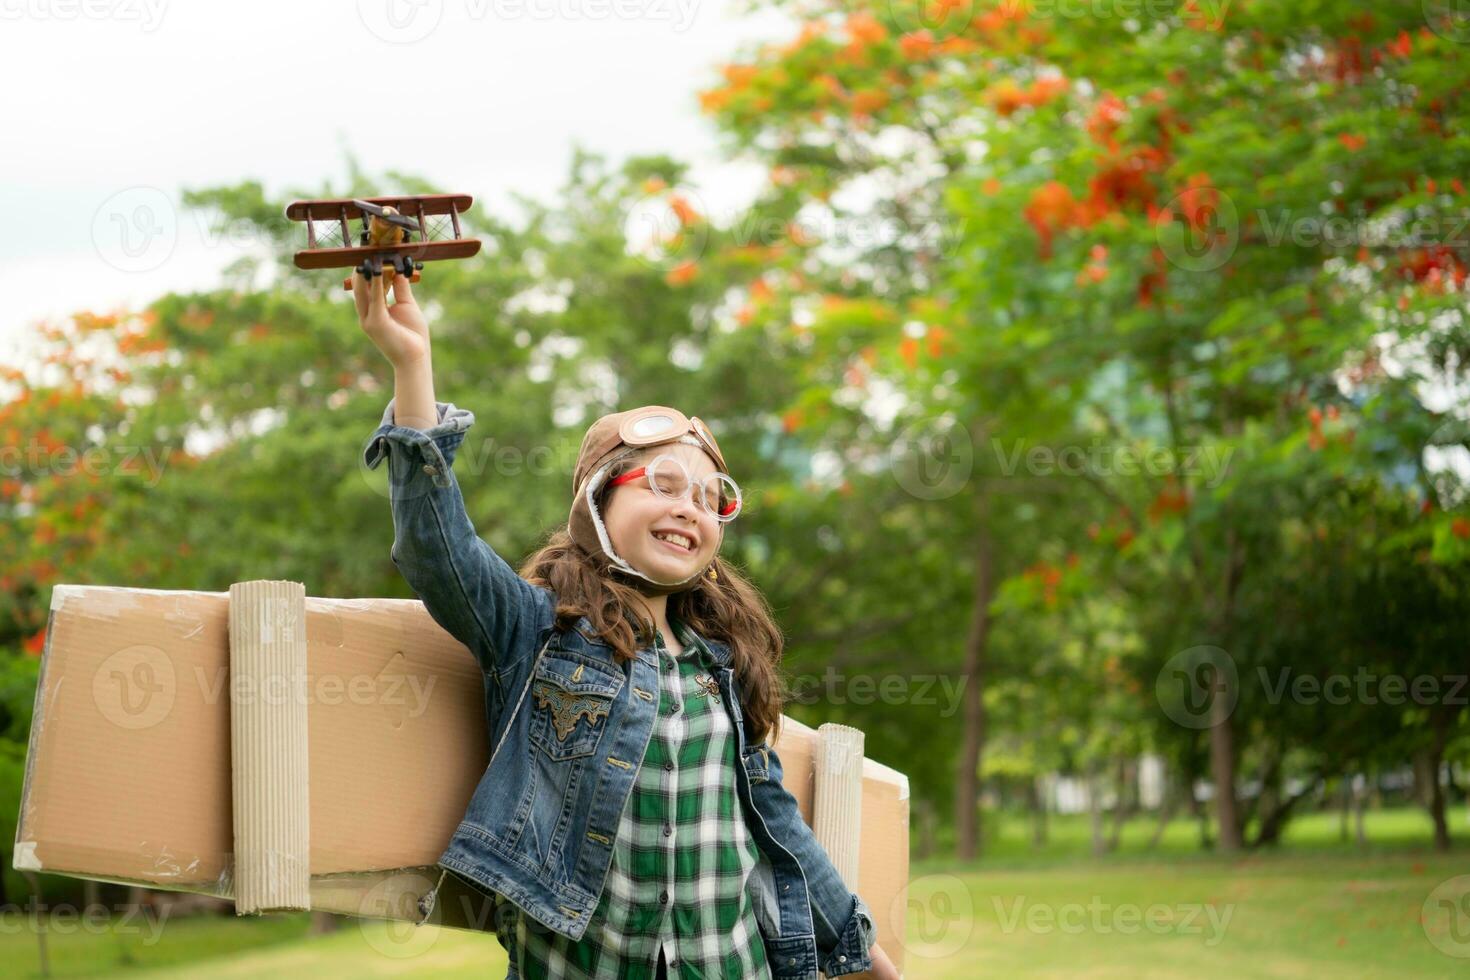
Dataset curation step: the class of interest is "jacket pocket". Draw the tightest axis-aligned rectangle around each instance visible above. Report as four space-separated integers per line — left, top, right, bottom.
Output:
528 653 623 761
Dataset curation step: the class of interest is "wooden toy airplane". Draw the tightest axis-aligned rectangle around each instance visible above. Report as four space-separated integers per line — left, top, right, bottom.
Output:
284 194 482 290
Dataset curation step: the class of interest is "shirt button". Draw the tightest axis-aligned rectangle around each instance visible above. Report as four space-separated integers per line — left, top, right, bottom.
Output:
663 823 672 837
422 463 438 475
663 760 673 772
659 889 669 904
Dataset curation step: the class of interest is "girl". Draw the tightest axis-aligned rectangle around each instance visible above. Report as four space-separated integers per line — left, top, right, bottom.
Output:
355 272 899 980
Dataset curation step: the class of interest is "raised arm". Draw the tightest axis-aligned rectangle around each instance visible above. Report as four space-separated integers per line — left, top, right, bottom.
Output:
354 271 553 688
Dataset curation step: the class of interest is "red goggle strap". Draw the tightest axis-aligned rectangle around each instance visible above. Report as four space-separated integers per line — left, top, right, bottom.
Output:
608 467 647 487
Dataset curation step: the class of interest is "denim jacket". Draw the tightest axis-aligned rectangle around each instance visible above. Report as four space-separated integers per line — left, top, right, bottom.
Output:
362 398 876 978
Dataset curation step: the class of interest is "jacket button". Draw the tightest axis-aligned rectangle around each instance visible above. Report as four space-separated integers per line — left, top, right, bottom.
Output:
838 954 847 963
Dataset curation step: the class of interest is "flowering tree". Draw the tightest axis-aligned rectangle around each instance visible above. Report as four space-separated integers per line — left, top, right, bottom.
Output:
696 0 1470 852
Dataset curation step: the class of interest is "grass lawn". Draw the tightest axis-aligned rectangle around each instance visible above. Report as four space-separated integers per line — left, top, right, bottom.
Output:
3 808 1465 978
902 852 1465 978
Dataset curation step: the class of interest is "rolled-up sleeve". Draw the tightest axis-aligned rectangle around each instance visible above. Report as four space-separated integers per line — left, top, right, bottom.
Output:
362 397 553 689
363 396 475 475
817 891 876 978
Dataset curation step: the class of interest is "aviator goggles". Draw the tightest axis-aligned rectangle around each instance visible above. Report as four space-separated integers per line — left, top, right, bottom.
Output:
608 453 743 522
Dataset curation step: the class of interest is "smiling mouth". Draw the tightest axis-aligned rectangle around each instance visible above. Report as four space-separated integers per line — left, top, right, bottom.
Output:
651 531 695 553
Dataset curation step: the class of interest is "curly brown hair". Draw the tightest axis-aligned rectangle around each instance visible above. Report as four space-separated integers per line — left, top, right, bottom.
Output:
518 451 787 746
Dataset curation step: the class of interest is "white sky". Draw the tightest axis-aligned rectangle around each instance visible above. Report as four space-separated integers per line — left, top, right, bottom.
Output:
0 0 797 365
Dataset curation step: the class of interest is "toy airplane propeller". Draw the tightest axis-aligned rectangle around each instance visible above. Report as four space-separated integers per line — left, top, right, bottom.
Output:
284 194 482 290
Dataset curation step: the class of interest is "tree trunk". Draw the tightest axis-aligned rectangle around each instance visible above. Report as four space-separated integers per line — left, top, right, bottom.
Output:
1106 757 1134 852
914 797 936 861
1147 766 1175 851
1208 665 1242 851
1031 773 1049 848
1352 772 1367 846
1252 775 1318 847
1186 780 1213 849
1420 709 1453 851
310 911 341 934
1088 765 1107 856
954 521 994 861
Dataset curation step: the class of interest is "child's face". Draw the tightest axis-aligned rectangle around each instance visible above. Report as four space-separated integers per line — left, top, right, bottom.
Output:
603 443 723 585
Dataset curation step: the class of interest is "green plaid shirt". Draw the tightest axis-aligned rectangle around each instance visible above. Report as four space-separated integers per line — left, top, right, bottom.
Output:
507 617 771 979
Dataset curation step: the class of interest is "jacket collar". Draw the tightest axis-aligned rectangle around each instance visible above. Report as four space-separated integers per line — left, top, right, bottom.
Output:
573 615 734 669
702 636 734 667
670 614 734 669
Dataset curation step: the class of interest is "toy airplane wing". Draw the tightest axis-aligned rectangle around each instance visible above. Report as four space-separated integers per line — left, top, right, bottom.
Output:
284 193 482 288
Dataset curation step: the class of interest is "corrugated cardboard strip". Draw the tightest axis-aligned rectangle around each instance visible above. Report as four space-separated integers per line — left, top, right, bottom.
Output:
14 584 909 971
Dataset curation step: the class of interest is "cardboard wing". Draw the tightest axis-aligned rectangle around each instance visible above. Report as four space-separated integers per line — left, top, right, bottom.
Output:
14 584 908 970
